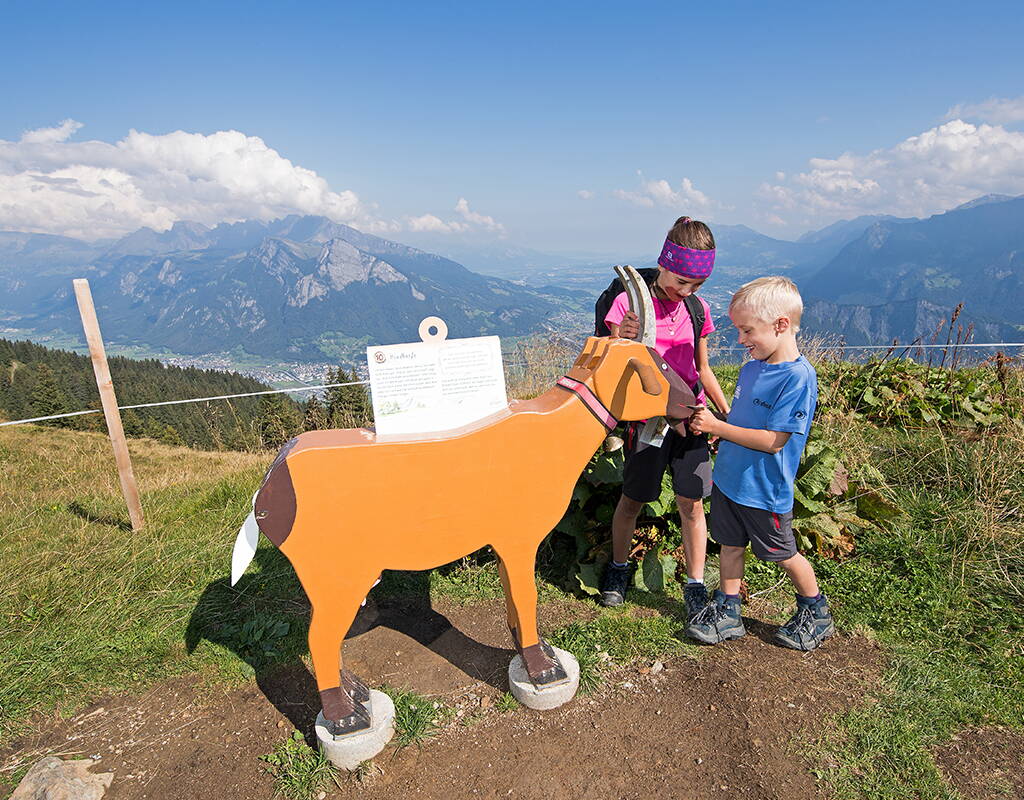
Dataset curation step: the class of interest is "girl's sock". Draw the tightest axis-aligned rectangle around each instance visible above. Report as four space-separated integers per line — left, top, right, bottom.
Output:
611 560 629 569
686 577 704 585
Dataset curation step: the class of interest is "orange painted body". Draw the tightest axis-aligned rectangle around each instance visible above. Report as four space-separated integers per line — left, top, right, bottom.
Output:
253 336 695 722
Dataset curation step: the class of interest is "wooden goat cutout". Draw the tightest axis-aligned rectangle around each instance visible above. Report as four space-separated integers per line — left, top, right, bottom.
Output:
230 266 698 737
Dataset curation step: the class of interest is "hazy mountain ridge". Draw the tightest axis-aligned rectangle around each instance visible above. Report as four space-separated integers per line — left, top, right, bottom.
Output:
799 196 1024 343
3 196 1022 356
4 217 559 361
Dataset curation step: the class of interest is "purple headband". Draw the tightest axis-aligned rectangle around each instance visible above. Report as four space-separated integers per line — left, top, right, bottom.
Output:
658 238 715 279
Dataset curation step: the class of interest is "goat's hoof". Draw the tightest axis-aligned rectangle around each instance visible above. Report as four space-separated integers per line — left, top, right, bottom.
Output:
323 702 372 739
521 639 569 687
341 669 370 704
316 690 396 769
508 645 580 711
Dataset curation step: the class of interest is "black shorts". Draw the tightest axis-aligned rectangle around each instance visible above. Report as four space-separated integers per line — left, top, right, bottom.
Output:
622 422 711 503
709 485 797 562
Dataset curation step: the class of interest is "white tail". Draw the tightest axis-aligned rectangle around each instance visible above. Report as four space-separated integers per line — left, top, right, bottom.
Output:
230 493 261 586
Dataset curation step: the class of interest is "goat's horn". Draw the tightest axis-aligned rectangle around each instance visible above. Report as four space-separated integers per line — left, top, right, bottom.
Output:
614 265 657 347
627 357 663 396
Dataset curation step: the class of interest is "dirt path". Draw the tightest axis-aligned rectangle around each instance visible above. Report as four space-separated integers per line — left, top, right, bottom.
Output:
2 598 883 800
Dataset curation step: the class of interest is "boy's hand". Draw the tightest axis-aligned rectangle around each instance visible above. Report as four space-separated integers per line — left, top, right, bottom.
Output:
688 406 720 436
618 310 640 340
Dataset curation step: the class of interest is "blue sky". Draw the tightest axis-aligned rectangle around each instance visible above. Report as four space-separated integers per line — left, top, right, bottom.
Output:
2 0 1023 254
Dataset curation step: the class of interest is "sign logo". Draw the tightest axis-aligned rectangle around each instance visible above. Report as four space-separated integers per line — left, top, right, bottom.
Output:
374 351 386 363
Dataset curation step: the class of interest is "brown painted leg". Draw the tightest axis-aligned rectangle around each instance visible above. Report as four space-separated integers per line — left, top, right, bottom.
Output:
493 545 567 688
308 593 371 737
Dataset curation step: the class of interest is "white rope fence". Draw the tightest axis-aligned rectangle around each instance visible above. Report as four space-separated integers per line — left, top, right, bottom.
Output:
2 343 1023 429
0 379 369 427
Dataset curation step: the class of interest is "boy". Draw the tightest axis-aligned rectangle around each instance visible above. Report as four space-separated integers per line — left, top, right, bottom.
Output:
686 277 833 651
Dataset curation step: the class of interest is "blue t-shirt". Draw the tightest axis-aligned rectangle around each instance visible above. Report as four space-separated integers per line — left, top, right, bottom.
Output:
713 356 817 514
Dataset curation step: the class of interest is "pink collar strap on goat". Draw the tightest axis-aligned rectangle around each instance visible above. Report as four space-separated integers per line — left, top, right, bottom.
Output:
556 376 617 431
658 238 715 279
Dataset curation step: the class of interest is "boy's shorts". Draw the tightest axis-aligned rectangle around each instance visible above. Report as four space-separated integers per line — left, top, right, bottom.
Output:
622 423 711 503
710 485 797 562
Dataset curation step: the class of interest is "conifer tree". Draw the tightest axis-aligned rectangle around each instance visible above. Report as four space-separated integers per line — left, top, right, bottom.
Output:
29 364 72 426
326 367 372 428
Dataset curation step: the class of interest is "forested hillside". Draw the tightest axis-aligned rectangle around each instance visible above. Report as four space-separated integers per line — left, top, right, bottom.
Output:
0 339 371 450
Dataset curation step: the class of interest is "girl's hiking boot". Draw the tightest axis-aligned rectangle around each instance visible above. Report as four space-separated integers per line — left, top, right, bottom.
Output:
598 561 633 607
774 594 834 651
685 589 745 644
683 582 709 622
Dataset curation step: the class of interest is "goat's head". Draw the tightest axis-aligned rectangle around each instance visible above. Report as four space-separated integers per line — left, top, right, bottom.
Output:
571 265 699 422
574 338 696 422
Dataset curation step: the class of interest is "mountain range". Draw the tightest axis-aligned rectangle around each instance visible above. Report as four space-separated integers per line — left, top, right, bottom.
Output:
0 216 563 362
1 194 1021 360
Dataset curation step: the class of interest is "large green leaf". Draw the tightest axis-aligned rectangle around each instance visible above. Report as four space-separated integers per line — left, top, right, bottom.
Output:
857 489 904 522
633 548 674 593
798 448 840 498
586 450 624 485
575 562 601 596
793 483 828 515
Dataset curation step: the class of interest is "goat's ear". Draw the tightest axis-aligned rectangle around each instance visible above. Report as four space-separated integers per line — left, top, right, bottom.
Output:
572 336 606 371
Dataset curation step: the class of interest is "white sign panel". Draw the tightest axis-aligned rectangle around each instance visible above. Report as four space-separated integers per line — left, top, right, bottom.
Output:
367 317 508 436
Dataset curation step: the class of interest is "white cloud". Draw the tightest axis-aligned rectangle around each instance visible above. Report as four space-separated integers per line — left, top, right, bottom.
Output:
945 96 1024 125
402 199 506 236
0 121 508 242
454 197 505 234
405 213 468 234
577 189 594 200
20 119 83 144
760 119 1024 223
614 172 712 210
0 121 373 240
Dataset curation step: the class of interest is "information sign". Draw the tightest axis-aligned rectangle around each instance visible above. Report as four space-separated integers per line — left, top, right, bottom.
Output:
366 317 507 436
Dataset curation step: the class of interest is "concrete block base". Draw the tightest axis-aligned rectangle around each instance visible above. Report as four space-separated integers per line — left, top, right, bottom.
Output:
314 689 395 770
508 646 580 710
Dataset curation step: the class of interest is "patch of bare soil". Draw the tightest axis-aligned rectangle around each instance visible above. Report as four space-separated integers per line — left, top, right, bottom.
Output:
933 727 1024 800
2 598 882 800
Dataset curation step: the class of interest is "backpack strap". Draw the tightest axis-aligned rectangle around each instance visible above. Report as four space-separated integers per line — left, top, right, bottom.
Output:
683 294 706 397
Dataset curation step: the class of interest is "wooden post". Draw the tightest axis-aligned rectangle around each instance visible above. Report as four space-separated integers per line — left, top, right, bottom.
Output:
73 279 145 531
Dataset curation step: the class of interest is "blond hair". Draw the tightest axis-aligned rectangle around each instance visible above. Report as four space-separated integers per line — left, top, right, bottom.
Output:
729 276 803 332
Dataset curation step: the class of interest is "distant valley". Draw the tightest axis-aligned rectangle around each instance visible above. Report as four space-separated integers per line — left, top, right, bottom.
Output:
1 195 1022 371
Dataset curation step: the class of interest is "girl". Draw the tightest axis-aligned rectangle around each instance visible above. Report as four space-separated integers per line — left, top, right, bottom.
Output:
600 216 729 621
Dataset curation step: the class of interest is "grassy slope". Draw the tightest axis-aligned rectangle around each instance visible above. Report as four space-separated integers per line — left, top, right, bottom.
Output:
0 426 272 744
2 376 1023 798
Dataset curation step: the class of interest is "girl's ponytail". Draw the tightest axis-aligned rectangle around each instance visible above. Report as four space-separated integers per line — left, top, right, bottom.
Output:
667 216 714 250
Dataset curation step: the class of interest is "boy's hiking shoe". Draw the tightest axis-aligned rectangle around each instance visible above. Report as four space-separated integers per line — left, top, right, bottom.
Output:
775 594 834 651
685 590 745 644
683 582 709 622
598 561 633 607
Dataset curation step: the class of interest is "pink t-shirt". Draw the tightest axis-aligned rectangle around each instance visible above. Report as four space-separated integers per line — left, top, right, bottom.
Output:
605 291 715 398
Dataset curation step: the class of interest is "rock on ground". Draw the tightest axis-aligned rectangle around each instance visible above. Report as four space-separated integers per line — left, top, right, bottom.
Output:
11 756 113 800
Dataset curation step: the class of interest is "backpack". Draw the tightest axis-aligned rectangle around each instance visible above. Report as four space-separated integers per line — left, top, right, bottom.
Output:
594 268 706 396
594 268 706 344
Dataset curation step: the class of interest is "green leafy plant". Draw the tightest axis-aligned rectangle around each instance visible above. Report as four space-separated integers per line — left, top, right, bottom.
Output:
495 692 520 712
556 444 681 596
791 433 903 555
386 687 446 748
225 615 291 663
260 730 340 800
820 358 1015 429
